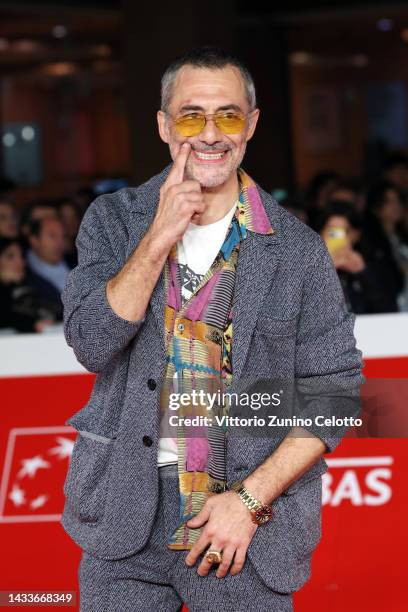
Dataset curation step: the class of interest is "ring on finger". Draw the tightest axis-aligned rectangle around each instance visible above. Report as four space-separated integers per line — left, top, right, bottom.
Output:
204 549 223 564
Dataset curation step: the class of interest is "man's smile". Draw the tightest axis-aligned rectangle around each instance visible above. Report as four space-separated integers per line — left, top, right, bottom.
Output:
191 149 230 164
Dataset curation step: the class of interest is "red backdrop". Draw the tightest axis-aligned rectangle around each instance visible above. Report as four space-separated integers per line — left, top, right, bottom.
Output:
0 351 407 611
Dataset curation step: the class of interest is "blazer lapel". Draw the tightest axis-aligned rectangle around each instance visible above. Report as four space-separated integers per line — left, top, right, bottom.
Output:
231 231 279 383
127 180 167 350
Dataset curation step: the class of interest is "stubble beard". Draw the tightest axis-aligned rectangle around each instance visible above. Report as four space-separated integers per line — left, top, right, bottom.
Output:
185 144 247 189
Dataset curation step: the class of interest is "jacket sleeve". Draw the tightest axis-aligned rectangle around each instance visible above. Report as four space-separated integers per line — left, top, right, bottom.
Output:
61 196 145 373
294 234 365 453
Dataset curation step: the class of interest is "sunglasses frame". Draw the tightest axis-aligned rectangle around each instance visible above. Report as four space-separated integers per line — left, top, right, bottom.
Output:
166 109 256 136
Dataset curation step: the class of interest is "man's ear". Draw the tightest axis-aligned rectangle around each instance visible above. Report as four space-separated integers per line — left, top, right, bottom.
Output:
157 110 170 144
246 108 260 142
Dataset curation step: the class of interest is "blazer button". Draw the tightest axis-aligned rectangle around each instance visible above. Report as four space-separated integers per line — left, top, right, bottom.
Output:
147 378 156 390
143 435 153 447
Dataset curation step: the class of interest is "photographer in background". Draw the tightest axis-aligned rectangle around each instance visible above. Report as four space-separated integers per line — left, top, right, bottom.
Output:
315 200 387 314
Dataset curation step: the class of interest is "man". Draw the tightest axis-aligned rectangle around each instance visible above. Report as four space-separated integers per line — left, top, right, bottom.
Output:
61 48 363 611
20 198 58 238
26 217 70 319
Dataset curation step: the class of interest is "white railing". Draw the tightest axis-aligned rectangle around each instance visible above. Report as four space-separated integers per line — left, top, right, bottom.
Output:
0 313 407 377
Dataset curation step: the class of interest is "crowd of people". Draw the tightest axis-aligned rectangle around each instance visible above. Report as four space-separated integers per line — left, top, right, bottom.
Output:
1 153 408 334
282 153 408 315
0 181 93 334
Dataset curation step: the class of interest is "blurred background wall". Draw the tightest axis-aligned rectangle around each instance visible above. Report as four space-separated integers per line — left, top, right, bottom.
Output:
0 0 408 323
2 1 408 195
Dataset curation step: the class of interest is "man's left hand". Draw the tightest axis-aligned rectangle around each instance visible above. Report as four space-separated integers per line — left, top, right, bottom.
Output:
184 491 258 578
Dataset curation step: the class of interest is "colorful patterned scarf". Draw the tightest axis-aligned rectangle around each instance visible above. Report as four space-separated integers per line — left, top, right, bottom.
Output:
160 168 273 549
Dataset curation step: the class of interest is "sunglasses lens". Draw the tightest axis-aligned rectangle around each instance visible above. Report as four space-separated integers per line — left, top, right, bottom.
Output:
174 115 205 137
173 113 246 136
216 114 246 134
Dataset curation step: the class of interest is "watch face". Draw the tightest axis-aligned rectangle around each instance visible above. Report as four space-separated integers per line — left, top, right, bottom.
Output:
254 505 273 525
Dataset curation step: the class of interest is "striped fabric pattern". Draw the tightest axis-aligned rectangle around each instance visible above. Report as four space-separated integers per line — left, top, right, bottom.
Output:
162 168 273 550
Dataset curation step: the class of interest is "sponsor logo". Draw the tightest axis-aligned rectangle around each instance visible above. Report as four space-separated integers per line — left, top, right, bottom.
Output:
0 427 76 523
323 456 393 506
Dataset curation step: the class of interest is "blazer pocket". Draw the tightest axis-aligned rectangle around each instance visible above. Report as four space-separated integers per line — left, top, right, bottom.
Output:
255 315 297 337
276 475 323 558
63 430 115 523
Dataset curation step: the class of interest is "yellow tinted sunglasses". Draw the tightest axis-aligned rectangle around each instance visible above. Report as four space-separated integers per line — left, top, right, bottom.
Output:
170 111 250 137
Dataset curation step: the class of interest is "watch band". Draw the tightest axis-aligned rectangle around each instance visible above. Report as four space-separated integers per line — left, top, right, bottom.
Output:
230 480 262 511
230 480 273 525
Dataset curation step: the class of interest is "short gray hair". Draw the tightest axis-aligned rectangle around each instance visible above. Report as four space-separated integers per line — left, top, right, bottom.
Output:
161 47 257 113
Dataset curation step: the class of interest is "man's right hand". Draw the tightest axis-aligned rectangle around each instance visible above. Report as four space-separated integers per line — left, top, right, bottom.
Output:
106 143 205 324
148 143 206 254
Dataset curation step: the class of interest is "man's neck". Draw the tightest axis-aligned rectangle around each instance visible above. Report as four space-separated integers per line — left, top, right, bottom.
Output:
194 172 240 226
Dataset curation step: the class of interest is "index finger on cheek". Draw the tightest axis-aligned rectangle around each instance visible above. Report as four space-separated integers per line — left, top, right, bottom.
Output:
164 143 191 188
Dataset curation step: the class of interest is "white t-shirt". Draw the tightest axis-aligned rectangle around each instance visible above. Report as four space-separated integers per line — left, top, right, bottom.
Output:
157 201 237 467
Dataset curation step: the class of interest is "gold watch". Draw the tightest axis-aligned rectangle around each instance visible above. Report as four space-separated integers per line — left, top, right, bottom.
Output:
230 480 273 525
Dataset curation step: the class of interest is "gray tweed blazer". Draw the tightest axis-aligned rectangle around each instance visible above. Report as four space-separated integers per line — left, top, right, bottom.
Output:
61 165 364 594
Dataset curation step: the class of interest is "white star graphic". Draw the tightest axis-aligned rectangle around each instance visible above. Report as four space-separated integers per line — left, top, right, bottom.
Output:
9 484 26 507
30 494 48 509
17 455 50 479
48 436 75 460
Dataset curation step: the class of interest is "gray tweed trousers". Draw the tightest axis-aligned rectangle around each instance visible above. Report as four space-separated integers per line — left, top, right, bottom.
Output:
78 464 293 612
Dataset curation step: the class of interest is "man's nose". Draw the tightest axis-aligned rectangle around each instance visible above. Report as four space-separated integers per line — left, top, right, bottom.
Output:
197 117 222 145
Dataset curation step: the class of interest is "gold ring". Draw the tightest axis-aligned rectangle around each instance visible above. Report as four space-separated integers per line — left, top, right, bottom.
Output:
204 549 222 564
